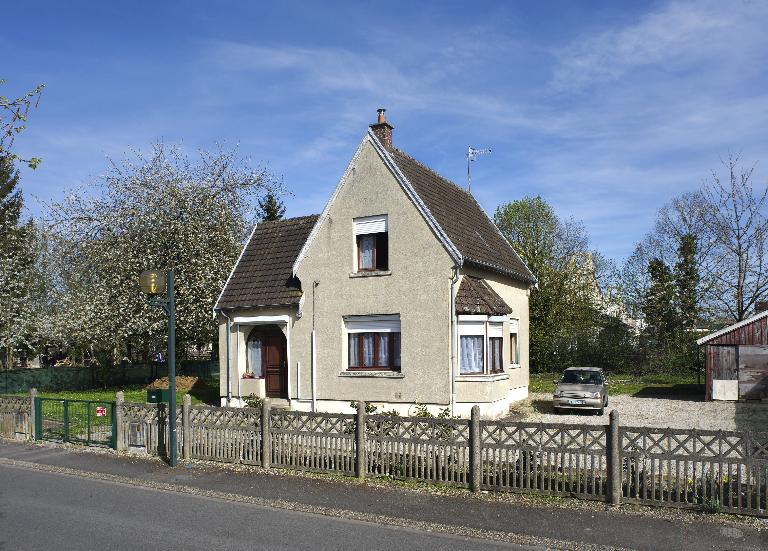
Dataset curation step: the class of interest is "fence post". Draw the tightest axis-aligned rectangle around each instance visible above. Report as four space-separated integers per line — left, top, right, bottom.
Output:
115 391 125 452
182 394 191 461
63 399 69 443
262 398 271 469
608 410 621 506
30 388 38 441
470 405 481 492
355 401 366 479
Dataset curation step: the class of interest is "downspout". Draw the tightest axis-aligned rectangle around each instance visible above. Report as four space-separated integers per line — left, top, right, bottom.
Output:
236 322 241 402
450 266 460 416
311 281 319 412
220 310 233 406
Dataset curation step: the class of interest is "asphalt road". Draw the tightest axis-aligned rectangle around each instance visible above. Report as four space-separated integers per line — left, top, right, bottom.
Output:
0 464 526 551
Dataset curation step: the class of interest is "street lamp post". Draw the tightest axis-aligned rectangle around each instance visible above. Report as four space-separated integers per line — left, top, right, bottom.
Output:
139 269 177 467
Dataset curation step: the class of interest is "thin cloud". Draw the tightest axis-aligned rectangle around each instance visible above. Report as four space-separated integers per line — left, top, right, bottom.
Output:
551 0 766 92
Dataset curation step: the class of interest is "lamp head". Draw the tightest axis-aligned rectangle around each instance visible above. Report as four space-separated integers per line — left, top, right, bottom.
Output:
139 270 166 295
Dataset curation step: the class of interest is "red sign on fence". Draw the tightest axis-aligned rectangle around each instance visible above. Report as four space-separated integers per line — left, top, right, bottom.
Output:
95 406 107 417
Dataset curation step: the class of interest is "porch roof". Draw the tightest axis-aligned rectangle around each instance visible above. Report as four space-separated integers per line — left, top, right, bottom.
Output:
215 215 319 310
455 275 513 316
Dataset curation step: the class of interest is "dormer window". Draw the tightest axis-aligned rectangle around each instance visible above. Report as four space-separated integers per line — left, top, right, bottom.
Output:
354 215 388 272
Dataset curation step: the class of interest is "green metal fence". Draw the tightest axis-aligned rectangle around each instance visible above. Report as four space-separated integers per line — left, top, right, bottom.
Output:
35 398 116 448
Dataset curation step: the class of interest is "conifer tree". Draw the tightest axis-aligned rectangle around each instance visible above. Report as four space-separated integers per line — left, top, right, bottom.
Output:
675 233 698 330
0 155 37 368
642 258 678 371
257 190 286 222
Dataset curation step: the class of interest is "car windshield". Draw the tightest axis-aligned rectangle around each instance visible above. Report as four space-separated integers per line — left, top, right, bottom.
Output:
561 370 602 385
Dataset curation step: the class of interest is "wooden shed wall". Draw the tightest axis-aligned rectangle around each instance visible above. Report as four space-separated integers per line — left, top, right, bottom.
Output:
738 345 768 400
706 316 768 345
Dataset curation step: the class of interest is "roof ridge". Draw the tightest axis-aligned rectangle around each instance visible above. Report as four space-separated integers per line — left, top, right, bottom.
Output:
696 308 768 345
259 214 320 226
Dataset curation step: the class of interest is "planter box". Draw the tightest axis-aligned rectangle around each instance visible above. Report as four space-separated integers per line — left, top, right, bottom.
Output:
240 377 265 398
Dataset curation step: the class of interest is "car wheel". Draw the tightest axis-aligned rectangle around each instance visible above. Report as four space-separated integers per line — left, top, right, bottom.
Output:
598 404 605 416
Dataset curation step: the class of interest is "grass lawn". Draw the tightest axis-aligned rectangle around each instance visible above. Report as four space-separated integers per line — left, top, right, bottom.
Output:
529 371 702 397
12 380 219 405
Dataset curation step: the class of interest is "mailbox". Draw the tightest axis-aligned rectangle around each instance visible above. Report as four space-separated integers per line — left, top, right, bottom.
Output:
146 389 171 403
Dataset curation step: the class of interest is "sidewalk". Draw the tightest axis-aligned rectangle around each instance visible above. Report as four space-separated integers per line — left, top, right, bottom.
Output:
1 439 765 551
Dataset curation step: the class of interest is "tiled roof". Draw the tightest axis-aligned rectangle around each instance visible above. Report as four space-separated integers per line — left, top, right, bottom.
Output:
388 148 535 284
455 275 513 315
216 215 319 309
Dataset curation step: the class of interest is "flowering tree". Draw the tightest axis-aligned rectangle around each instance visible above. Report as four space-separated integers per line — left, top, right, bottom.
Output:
0 79 44 169
44 143 273 365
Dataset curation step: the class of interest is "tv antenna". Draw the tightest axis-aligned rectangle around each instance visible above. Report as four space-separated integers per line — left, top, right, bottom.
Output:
467 146 492 192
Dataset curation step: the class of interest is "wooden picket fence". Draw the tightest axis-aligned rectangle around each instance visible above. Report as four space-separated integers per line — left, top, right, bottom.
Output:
2 393 766 517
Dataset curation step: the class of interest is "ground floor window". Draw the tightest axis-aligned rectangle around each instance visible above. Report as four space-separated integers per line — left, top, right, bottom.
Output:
344 314 401 371
458 318 509 375
460 335 484 374
489 336 503 373
510 318 519 366
348 332 400 370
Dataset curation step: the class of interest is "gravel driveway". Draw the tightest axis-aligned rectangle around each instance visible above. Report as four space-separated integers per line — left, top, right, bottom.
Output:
507 392 768 432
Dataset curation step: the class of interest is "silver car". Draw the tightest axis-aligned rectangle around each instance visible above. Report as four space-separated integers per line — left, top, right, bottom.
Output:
553 367 608 415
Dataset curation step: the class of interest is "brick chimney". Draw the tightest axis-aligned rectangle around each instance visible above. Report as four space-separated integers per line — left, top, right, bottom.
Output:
369 108 394 148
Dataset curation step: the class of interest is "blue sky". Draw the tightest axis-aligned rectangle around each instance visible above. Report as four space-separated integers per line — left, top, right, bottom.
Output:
4 0 767 261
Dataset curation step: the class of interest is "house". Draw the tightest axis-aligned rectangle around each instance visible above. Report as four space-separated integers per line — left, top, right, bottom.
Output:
214 110 536 418
697 303 768 401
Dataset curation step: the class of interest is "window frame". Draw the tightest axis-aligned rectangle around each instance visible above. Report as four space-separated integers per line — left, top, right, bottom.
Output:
509 317 520 367
347 332 401 371
458 317 510 376
458 318 486 375
489 336 504 373
353 215 388 273
356 233 389 272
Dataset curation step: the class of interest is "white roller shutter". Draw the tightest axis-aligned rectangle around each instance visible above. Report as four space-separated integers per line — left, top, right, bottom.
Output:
344 314 400 333
354 215 388 235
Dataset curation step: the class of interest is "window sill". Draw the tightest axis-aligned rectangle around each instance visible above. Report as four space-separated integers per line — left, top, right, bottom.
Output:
339 370 404 378
456 373 510 382
509 363 521 369
349 270 392 278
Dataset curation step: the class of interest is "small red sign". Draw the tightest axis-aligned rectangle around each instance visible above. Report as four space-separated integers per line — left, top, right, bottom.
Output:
95 406 107 417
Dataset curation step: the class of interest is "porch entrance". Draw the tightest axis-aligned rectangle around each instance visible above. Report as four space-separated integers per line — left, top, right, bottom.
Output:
248 325 288 398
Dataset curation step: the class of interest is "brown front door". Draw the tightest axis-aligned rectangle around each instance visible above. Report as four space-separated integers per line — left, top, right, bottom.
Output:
261 326 287 398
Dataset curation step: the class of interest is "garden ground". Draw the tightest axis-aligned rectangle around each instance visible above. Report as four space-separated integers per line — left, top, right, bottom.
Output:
11 379 219 406
515 373 768 431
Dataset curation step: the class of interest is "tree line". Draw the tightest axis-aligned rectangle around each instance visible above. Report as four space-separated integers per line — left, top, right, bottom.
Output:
494 154 768 375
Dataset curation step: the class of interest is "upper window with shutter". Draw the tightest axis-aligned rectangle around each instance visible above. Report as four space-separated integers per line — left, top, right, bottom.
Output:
354 215 388 272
